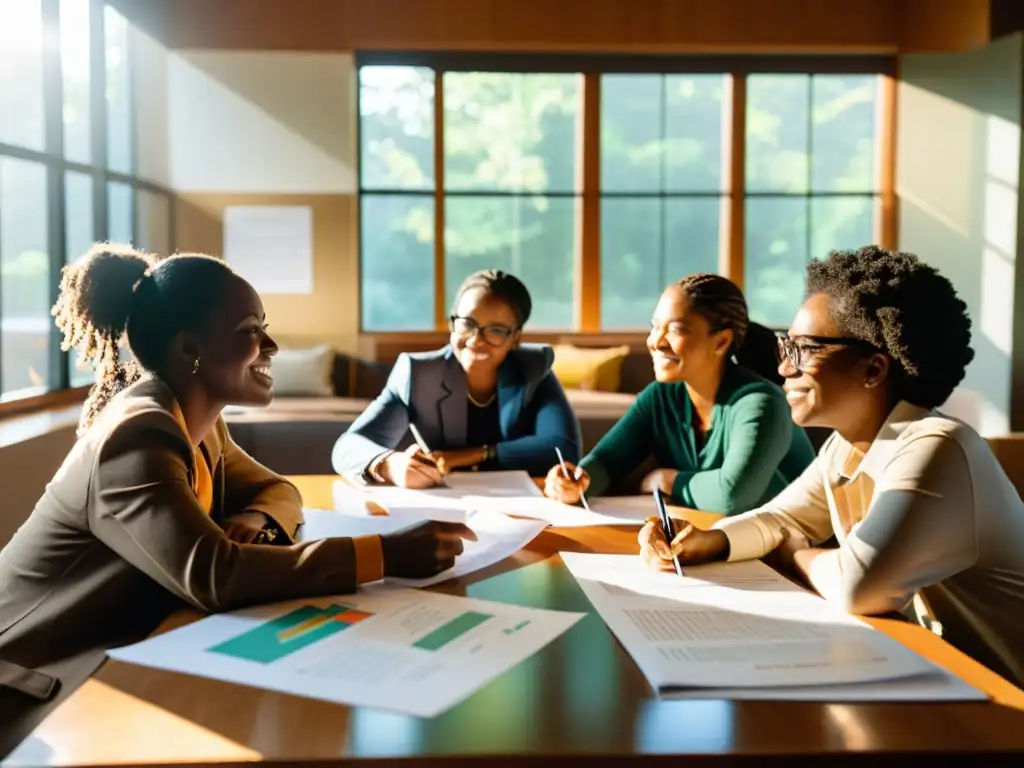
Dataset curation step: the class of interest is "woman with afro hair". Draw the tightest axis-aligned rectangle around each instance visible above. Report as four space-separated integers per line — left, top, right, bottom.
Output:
639 245 1024 686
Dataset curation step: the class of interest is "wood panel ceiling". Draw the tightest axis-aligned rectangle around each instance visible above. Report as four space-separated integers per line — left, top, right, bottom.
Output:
107 0 997 55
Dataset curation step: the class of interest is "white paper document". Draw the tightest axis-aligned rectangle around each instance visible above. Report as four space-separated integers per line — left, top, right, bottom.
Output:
342 471 639 528
107 587 584 718
336 472 539 522
296 507 547 587
586 495 655 522
368 471 540 505
561 553 984 701
389 510 547 588
462 495 646 528
297 507 415 540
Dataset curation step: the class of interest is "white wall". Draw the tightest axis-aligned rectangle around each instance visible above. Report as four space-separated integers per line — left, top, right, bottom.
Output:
131 24 170 186
898 34 1023 435
168 51 357 193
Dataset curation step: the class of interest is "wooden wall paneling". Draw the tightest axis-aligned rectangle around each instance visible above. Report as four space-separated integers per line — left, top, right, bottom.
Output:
350 0 901 53
899 0 992 53
118 0 906 53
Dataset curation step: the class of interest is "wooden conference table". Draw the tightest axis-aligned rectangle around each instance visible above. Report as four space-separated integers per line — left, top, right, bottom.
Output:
12 474 1024 766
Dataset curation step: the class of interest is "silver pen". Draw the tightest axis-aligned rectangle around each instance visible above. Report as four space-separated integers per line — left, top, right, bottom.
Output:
408 423 449 487
555 446 591 511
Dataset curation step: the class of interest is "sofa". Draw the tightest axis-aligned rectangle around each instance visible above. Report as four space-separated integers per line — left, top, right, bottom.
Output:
225 341 655 475
225 328 831 477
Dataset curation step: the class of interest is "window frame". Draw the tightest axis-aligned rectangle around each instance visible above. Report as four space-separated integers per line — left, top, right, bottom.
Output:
0 0 176 410
355 51 896 334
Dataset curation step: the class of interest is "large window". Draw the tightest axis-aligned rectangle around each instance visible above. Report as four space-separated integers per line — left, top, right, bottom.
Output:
1 158 50 398
444 72 581 329
744 74 880 326
0 0 45 152
600 74 726 329
359 66 435 331
0 0 174 403
357 56 890 333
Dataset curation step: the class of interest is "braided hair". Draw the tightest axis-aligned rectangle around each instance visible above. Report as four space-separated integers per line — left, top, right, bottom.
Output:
806 246 974 408
451 269 533 327
52 243 238 435
674 273 749 354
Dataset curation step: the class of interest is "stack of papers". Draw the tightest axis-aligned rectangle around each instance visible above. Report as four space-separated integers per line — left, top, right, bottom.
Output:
298 507 547 587
561 553 985 702
107 586 584 717
333 471 654 528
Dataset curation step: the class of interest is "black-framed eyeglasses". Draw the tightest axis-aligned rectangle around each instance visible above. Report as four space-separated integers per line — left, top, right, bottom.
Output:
449 315 517 346
776 333 875 372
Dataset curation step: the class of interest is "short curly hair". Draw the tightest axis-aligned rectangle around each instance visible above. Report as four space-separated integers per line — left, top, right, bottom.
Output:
805 245 974 409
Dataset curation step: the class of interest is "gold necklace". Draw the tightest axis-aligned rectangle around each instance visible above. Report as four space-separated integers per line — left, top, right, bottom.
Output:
468 391 496 408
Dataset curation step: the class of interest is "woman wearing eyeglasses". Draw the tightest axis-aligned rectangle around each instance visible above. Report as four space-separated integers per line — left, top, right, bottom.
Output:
639 246 1024 686
544 273 815 514
332 270 582 488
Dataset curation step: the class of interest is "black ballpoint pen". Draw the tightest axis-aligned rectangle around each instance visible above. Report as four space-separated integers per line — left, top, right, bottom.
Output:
654 487 684 576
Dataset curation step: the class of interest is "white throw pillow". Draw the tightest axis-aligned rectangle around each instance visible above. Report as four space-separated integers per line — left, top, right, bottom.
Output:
270 344 335 396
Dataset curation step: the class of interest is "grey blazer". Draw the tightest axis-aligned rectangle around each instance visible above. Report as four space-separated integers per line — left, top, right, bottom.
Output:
332 344 582 479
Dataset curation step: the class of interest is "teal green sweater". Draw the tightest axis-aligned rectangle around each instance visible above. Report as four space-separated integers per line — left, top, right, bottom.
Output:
579 364 816 515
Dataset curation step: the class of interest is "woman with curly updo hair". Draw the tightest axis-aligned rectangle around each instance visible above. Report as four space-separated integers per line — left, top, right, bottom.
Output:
0 244 469 721
640 246 1024 686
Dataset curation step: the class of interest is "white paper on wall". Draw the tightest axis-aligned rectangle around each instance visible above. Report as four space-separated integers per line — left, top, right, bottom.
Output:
223 205 314 294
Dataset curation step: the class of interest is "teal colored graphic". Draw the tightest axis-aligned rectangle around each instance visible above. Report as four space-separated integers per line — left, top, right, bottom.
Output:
210 603 372 664
413 611 492 651
503 620 531 635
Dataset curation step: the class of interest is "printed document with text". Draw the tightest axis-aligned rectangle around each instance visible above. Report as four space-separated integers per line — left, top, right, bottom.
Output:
561 553 983 700
108 586 583 717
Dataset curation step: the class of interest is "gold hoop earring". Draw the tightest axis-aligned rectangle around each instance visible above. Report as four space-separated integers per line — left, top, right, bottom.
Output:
192 357 200 375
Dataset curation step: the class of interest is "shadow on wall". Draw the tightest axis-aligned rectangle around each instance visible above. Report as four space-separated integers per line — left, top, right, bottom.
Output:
898 33 1022 436
169 50 356 193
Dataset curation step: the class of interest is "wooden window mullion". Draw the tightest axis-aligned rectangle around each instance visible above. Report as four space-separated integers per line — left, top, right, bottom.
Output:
722 73 747 289
576 72 601 331
433 69 447 330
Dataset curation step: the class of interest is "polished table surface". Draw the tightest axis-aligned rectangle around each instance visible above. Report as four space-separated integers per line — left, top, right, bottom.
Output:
11 474 1024 766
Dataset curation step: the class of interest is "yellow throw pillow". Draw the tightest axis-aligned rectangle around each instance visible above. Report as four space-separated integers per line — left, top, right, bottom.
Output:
552 344 632 392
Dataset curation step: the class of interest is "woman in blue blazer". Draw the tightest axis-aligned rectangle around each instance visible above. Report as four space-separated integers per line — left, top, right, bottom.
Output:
332 270 582 488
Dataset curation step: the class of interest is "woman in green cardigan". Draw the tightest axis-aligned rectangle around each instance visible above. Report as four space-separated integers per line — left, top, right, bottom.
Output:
544 274 815 515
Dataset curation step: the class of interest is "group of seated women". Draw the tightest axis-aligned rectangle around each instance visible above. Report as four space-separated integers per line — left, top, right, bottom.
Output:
0 242 1022 717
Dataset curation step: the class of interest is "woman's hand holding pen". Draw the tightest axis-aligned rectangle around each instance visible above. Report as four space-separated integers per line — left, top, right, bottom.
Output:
543 461 590 504
426 447 487 475
380 445 445 489
638 516 729 572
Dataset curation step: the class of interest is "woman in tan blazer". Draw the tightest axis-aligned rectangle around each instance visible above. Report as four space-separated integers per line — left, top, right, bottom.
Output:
0 245 470 750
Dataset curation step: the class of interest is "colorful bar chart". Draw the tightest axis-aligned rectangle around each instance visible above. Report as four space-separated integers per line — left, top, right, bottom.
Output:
209 604 372 664
413 611 493 651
